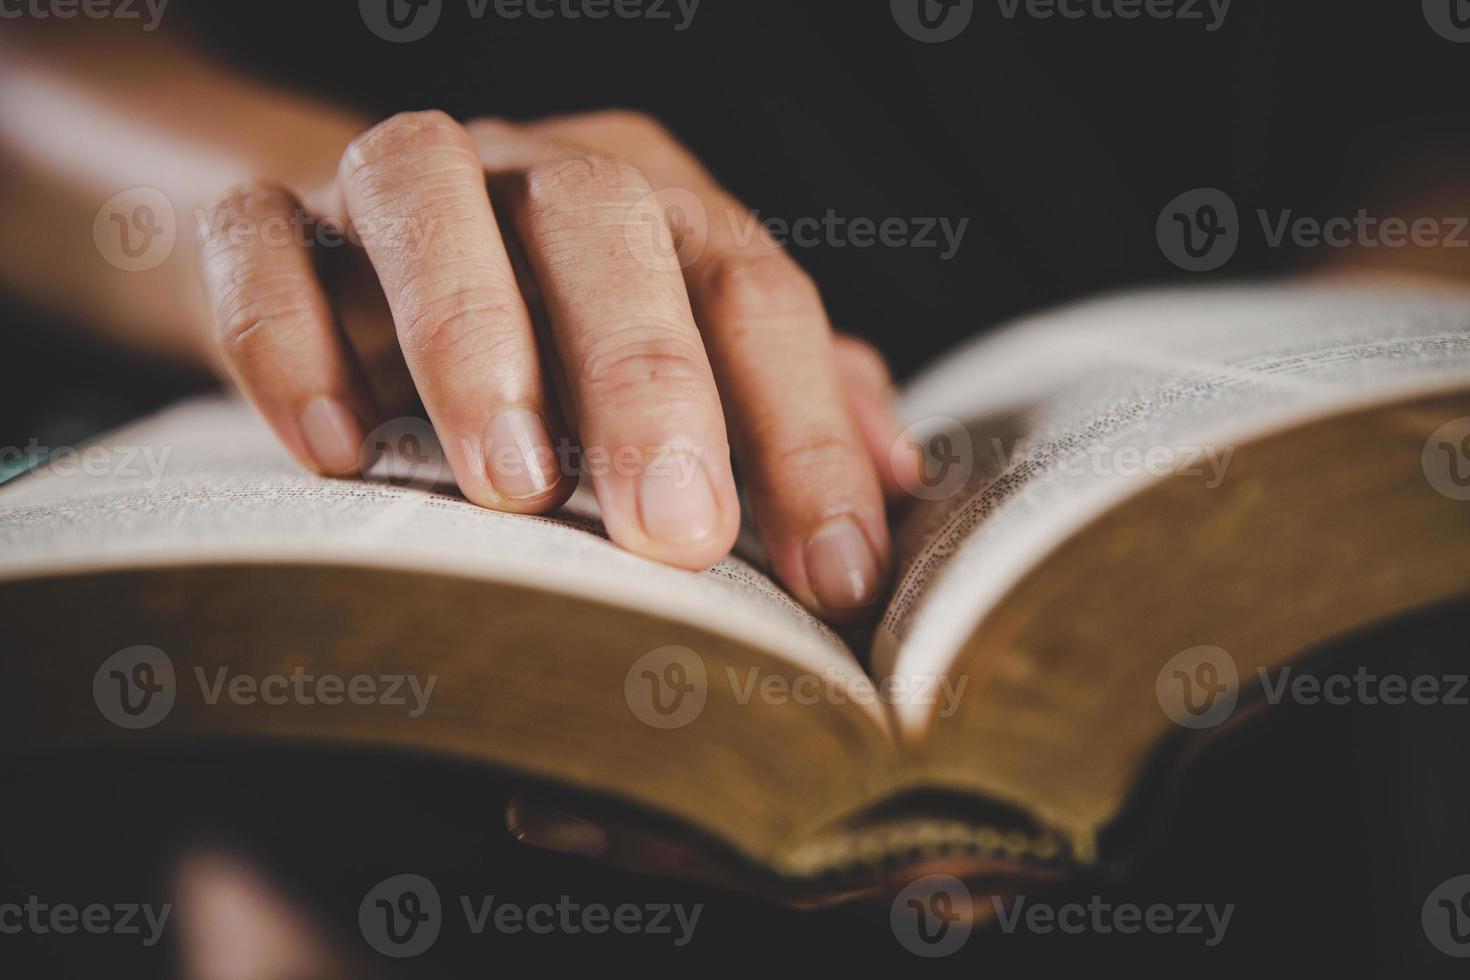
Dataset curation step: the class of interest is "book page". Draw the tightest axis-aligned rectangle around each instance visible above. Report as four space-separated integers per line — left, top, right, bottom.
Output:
877 282 1470 734
0 398 869 696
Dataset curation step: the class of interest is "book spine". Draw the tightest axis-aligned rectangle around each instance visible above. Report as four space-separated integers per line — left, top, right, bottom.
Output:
770 819 1097 880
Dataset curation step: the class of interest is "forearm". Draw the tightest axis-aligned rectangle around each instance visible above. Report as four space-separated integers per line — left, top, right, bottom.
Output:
0 24 364 368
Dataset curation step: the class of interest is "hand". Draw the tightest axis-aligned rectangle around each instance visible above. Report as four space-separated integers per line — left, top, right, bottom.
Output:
197 109 915 621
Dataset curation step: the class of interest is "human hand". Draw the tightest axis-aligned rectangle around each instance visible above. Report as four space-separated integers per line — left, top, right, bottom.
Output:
198 110 916 620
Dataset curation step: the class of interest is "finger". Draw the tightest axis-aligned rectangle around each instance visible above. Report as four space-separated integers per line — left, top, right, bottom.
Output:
174 847 354 980
337 111 570 512
527 113 891 618
198 181 377 477
469 121 740 570
834 334 921 501
693 244 889 618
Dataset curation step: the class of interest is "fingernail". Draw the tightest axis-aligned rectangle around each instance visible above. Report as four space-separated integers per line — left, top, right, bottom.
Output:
484 409 558 500
511 811 609 859
637 452 720 545
804 516 882 611
297 397 364 475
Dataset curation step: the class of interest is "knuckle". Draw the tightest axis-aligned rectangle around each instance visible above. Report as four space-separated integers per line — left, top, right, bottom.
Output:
521 153 651 215
200 182 295 249
699 251 821 320
763 428 855 482
564 110 684 173
835 334 893 384
579 329 709 405
205 182 292 224
342 110 469 180
396 280 526 359
213 280 317 354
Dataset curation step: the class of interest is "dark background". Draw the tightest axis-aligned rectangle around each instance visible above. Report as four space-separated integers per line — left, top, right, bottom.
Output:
3 1 1470 975
7 0 1470 443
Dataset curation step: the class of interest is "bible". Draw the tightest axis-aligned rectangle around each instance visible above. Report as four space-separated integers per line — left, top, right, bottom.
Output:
2 282 1467 894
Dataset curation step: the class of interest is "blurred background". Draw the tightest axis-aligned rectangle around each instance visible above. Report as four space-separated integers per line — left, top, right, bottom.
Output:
6 0 1470 446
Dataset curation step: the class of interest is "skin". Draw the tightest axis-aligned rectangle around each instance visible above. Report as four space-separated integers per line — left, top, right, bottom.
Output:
0 25 920 626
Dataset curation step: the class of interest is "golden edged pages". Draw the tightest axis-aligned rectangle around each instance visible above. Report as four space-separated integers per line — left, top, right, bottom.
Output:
1 283 1468 888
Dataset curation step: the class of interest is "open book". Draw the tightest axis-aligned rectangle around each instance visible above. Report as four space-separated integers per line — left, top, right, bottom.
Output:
2 283 1468 892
